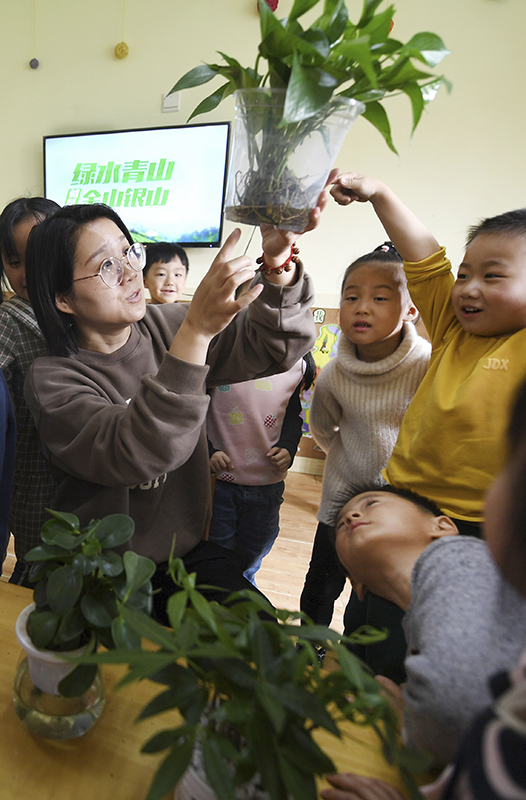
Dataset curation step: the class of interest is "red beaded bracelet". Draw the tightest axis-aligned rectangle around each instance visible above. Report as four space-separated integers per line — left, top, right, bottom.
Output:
256 245 300 276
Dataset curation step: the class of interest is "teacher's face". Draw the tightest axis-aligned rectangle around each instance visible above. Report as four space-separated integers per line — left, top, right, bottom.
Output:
56 217 146 351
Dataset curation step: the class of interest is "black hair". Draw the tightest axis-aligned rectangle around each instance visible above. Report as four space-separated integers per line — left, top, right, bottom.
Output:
302 351 316 392
466 208 526 246
340 242 410 304
0 197 60 298
26 203 134 358
144 242 189 276
499 378 526 591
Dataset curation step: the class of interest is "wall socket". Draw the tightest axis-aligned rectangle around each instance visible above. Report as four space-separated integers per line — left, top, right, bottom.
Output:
162 92 180 113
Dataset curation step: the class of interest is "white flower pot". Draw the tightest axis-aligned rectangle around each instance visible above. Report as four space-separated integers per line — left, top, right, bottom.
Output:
12 603 106 739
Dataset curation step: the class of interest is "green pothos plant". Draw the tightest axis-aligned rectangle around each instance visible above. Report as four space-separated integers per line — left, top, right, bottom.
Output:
80 556 431 800
25 510 156 696
170 0 451 154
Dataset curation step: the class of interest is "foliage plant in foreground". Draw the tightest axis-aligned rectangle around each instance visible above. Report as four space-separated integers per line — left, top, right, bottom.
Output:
170 0 451 154
82 557 431 800
25 510 156 695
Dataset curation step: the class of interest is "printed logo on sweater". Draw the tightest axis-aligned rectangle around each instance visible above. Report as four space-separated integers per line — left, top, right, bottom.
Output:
263 414 277 428
132 473 168 491
228 407 244 425
217 385 231 392
245 447 261 465
482 357 509 371
254 377 273 391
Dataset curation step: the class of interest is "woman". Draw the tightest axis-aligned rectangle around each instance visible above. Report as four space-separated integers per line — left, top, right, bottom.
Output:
24 201 320 621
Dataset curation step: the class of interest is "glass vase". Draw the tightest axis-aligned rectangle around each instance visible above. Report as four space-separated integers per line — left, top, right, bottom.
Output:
13 603 106 740
225 88 365 232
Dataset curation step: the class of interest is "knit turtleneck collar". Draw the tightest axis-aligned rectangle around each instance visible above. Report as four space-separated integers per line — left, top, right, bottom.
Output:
335 321 423 376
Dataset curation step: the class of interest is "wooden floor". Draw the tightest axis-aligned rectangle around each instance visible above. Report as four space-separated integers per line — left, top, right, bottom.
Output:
1 472 351 634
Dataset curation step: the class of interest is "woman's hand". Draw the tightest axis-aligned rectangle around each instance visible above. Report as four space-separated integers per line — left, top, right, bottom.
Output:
321 773 405 800
259 168 339 284
170 228 262 364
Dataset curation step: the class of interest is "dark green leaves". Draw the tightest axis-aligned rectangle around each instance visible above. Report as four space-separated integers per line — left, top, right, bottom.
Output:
171 0 450 151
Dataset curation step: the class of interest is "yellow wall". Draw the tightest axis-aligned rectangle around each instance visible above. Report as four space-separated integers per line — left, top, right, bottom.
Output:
1 0 525 305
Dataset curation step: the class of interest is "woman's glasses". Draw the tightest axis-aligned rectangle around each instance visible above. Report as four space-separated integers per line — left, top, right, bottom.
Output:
72 242 146 289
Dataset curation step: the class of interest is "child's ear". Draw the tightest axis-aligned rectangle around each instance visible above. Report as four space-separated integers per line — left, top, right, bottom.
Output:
55 293 74 315
431 515 459 540
403 303 419 323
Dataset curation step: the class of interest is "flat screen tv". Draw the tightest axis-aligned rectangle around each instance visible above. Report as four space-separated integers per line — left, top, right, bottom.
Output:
44 122 231 247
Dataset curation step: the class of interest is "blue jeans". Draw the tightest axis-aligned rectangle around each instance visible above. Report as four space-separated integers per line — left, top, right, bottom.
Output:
208 480 285 586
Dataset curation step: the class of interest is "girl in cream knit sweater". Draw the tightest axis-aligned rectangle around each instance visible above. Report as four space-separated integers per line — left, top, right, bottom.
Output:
300 244 431 639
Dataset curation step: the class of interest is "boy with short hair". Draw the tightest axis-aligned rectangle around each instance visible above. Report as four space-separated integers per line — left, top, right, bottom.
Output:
330 174 526 533
333 485 526 766
144 241 188 304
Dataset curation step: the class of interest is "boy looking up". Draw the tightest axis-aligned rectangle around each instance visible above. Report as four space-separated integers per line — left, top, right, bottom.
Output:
330 174 526 533
333 486 526 766
144 242 188 304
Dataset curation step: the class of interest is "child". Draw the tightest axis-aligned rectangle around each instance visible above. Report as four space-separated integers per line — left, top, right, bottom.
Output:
207 353 315 585
330 173 526 533
321 378 526 800
143 241 188 304
300 243 431 630
0 197 60 584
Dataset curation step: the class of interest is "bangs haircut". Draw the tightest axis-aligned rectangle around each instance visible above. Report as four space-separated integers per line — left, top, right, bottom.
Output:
340 242 410 305
466 208 526 246
0 197 60 296
144 242 189 276
26 203 134 358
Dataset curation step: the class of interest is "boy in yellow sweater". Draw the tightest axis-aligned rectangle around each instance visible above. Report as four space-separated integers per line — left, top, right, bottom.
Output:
330 172 526 535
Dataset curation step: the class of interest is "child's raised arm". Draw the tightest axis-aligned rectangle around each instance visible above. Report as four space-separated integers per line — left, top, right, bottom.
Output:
330 173 440 263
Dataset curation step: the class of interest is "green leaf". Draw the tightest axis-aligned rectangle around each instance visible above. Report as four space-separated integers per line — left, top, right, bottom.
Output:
46 565 83 614
283 55 336 122
56 606 86 645
313 0 348 44
71 552 99 575
166 589 188 631
289 0 320 21
404 32 450 68
169 64 219 94
95 514 135 547
58 663 98 697
202 736 236 800
402 81 425 134
122 550 155 600
94 550 124 577
111 614 141 649
27 609 60 649
331 36 379 90
40 528 80 550
25 544 68 563
120 603 179 651
188 587 218 633
360 100 397 153
277 753 318 800
81 590 117 628
187 83 234 122
45 509 80 529
357 0 386 29
142 725 193 754
146 738 195 800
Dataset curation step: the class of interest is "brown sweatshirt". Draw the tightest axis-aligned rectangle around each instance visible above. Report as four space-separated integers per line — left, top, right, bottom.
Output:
24 268 315 563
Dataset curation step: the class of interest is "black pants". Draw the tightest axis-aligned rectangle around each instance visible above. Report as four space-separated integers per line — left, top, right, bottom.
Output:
151 539 269 626
300 521 346 626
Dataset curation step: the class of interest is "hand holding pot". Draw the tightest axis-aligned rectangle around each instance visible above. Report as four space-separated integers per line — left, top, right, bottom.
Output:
170 228 262 365
259 170 338 285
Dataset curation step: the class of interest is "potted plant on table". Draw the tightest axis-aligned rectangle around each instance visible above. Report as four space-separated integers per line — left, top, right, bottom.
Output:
13 510 156 740
81 557 430 800
169 0 450 231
